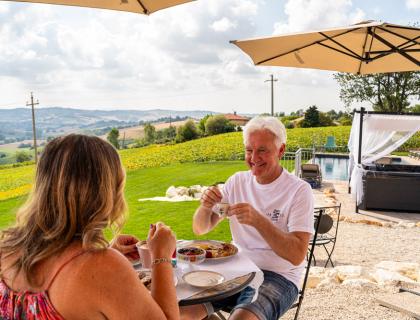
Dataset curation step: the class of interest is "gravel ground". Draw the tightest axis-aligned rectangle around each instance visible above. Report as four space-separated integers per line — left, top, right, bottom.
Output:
282 285 414 320
312 221 420 267
281 222 420 320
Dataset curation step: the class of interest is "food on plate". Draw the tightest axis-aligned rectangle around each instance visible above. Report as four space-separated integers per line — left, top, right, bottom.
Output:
176 247 206 264
193 242 237 259
137 270 152 290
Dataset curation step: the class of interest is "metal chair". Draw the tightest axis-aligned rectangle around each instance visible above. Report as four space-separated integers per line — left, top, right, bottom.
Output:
324 136 337 151
215 208 325 320
290 207 325 320
300 163 322 188
310 204 341 268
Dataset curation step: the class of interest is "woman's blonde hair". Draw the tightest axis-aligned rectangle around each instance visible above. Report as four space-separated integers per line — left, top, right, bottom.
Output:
0 134 127 286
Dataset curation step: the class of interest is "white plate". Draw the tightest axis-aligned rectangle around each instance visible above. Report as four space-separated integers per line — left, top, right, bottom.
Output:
182 270 225 288
179 240 238 261
137 269 178 287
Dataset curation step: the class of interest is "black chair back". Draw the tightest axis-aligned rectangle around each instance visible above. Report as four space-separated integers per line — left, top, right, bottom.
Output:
292 207 325 320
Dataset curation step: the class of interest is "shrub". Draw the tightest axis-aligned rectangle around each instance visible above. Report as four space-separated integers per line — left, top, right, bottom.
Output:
176 120 199 142
15 150 32 163
205 115 235 136
107 128 120 149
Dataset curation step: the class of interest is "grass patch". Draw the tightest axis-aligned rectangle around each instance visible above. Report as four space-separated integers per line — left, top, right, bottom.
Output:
0 161 249 242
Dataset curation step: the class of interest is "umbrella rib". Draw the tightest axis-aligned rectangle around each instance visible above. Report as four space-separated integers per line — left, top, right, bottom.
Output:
376 26 420 47
357 27 371 74
318 32 363 59
136 0 149 14
317 42 364 61
368 28 420 67
255 28 364 65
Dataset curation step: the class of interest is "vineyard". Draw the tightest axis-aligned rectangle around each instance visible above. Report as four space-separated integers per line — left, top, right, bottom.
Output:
1 126 420 202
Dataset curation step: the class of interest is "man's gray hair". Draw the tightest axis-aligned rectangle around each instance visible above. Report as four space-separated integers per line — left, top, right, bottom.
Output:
243 116 287 149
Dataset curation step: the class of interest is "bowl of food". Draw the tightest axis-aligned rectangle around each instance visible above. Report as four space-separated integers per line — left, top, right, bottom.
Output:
177 246 206 264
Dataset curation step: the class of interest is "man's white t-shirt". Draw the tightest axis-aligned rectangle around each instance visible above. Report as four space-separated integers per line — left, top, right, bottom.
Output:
220 169 314 287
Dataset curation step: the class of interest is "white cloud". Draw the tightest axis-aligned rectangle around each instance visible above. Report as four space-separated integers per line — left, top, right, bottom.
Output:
231 0 258 16
1 0 415 113
211 17 237 32
406 0 420 9
273 0 366 34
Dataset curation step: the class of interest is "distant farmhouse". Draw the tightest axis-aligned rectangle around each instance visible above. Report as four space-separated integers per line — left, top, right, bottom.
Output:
224 112 250 126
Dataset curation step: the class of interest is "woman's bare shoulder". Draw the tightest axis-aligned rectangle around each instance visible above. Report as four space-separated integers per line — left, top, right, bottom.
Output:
50 247 146 319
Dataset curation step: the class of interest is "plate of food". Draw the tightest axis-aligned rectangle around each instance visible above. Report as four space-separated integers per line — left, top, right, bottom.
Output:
179 240 238 260
137 269 178 290
182 270 225 288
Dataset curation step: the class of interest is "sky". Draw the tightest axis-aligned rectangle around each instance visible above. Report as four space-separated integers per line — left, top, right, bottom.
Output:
0 0 419 114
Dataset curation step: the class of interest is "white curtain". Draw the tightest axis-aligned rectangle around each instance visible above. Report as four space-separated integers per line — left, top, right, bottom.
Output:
348 113 420 205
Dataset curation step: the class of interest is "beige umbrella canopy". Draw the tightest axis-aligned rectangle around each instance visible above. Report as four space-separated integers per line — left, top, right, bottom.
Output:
3 0 195 14
231 21 420 74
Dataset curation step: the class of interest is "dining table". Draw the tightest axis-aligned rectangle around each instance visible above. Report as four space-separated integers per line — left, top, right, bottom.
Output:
174 244 264 306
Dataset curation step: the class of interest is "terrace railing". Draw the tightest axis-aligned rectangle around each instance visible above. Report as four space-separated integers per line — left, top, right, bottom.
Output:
280 148 315 177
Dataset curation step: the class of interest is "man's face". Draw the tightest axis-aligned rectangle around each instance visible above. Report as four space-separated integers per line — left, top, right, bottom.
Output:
245 130 285 184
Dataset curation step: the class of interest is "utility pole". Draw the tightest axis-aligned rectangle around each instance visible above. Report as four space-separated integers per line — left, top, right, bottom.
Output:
26 92 39 164
264 74 278 116
122 132 126 149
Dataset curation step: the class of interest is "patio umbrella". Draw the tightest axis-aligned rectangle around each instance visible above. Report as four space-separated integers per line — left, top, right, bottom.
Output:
2 0 195 14
230 21 420 74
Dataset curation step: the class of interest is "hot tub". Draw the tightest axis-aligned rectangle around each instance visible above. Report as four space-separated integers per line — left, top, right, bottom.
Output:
359 161 420 212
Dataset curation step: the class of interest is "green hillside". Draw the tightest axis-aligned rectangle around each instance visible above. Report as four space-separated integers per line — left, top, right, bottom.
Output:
2 126 420 203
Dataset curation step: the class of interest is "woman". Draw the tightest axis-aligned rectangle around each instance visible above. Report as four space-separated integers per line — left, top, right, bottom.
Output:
0 134 179 320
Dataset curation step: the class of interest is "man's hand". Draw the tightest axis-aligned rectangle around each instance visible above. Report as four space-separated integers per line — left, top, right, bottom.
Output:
200 186 222 209
110 234 140 262
227 203 264 227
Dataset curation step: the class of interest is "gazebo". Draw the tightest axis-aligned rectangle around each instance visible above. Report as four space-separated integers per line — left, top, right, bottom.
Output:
348 108 420 212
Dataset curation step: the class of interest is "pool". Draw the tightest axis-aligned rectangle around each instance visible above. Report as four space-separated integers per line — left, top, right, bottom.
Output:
314 155 349 181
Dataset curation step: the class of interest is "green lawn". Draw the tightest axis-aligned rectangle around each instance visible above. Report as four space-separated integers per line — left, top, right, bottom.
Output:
0 161 249 242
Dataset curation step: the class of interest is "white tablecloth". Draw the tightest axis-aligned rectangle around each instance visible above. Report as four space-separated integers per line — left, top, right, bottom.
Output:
175 251 263 302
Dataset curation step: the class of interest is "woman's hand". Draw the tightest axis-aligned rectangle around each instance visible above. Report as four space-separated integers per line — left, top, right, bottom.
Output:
110 234 140 262
147 222 176 260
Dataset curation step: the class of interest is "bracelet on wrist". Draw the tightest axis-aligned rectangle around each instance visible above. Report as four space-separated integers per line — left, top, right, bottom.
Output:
151 257 171 266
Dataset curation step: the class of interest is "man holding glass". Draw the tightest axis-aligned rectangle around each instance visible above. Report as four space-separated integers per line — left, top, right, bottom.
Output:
182 116 314 320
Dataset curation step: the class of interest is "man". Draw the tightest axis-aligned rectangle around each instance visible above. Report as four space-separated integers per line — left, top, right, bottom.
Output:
181 116 314 320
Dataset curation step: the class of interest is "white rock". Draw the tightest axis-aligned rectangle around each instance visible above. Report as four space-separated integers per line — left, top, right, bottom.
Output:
334 265 364 282
193 192 202 199
176 187 189 196
165 186 178 198
306 275 323 288
375 261 419 281
370 269 416 286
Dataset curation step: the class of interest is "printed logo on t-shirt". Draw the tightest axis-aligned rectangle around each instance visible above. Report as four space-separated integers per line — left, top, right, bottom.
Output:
266 209 284 222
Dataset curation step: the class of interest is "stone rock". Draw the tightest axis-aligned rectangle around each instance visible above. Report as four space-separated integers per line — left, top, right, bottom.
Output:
176 186 189 196
375 261 419 281
335 265 364 282
307 275 323 288
370 269 416 286
356 219 383 227
165 186 178 198
188 185 202 196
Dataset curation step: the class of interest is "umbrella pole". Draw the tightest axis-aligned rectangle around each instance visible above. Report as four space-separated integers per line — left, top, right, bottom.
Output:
355 107 365 213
